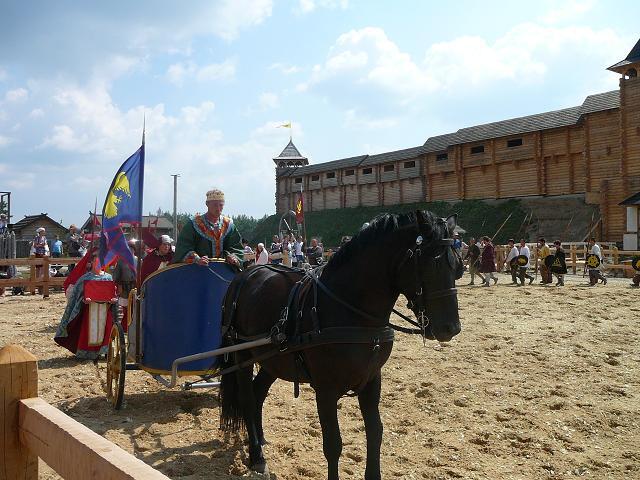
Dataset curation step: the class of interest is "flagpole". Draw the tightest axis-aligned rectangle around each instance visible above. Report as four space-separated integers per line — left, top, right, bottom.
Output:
136 116 145 290
301 184 307 248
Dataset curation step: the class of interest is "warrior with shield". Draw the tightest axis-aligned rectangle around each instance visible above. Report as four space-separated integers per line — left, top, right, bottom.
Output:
587 237 607 286
173 188 242 267
505 239 519 284
550 240 568 286
517 239 534 286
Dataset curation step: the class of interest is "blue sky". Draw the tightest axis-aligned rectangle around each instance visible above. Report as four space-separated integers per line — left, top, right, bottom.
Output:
0 0 638 226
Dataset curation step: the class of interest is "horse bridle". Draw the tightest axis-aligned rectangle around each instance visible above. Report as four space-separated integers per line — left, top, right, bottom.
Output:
393 227 460 340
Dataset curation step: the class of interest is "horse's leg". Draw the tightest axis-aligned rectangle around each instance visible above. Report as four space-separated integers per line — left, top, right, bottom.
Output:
358 373 383 480
316 390 342 480
236 366 267 472
253 368 276 445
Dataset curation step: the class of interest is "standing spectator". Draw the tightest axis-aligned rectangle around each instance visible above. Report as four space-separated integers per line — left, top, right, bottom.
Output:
453 233 462 251
588 237 607 286
480 236 498 286
242 238 254 269
0 213 7 234
112 239 138 317
66 224 84 273
294 235 305 266
518 239 535 286
537 237 552 285
505 239 519 284
30 227 49 281
270 235 283 265
464 237 485 285
306 238 324 266
255 243 269 265
52 235 63 258
552 240 567 286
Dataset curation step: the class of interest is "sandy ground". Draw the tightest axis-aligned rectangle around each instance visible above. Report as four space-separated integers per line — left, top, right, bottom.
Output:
1 272 638 480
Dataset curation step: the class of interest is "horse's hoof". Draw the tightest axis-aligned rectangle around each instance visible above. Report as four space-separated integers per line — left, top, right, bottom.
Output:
251 461 269 474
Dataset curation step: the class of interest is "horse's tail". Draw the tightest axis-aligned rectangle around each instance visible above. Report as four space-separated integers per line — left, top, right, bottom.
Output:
218 353 246 432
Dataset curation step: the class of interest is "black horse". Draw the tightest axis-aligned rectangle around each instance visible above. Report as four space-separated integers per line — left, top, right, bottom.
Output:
219 210 462 479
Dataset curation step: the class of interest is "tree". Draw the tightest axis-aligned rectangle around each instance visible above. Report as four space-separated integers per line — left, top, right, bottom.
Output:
0 199 7 216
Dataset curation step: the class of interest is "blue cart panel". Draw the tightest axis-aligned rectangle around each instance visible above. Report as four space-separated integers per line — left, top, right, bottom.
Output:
139 261 235 374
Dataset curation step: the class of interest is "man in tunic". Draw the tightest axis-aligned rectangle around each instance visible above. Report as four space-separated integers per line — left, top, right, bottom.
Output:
480 236 498 286
504 239 519 284
518 239 534 286
552 240 568 286
173 188 242 266
464 237 484 285
537 237 552 285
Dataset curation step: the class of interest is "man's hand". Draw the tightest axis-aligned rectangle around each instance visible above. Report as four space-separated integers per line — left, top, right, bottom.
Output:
226 254 240 266
197 256 210 266
84 297 92 304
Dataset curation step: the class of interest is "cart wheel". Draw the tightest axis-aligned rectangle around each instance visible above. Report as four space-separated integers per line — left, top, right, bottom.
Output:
106 322 126 410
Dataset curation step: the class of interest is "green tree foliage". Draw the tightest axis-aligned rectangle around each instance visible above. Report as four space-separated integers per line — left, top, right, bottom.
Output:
0 199 7 216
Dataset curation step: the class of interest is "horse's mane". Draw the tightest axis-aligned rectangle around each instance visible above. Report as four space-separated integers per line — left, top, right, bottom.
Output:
325 210 443 272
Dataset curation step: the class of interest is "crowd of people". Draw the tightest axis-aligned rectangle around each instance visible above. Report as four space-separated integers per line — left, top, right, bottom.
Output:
461 235 608 287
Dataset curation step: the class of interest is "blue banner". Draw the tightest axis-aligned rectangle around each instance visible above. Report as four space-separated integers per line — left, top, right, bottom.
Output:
99 144 144 269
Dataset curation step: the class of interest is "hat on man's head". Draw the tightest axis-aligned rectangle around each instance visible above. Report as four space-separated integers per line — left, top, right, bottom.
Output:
160 234 173 245
36 227 45 233
0 213 6 218
127 238 138 247
206 188 225 202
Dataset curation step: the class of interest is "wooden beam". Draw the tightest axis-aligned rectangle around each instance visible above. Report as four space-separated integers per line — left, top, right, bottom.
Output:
584 115 591 192
423 155 431 202
491 139 500 198
1 345 39 480
619 77 629 196
567 127 574 194
19 397 169 480
535 132 542 195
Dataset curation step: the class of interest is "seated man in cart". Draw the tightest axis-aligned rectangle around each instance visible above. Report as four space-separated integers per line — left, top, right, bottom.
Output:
173 188 242 267
54 250 118 359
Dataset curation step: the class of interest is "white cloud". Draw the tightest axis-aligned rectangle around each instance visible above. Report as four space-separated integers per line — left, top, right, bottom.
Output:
269 62 302 75
211 0 273 41
344 109 398 130
259 92 279 110
0 135 13 147
167 60 236 86
29 108 44 118
0 68 7 81
0 163 34 189
305 24 625 105
5 87 29 102
296 0 348 14
541 0 596 24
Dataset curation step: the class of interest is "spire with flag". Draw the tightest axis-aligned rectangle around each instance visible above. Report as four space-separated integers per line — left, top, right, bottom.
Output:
98 123 145 269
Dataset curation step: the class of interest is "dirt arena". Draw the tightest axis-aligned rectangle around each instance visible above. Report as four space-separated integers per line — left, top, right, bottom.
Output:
1 272 638 479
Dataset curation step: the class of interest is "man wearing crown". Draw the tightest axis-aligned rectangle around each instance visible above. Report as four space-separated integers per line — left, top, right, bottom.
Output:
173 188 242 267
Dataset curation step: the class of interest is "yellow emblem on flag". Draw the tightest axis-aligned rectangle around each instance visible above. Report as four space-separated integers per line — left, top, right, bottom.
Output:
296 199 303 214
104 172 132 219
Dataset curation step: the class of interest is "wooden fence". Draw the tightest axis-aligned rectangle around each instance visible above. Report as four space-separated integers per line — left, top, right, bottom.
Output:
0 257 78 298
0 344 169 480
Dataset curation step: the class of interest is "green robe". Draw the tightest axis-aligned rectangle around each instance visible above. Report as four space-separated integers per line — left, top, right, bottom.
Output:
173 214 243 263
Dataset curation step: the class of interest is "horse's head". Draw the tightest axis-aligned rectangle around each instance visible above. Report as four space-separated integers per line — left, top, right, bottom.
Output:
396 210 462 342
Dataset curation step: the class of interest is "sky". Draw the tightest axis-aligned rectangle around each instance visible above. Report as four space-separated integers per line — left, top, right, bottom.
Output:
0 0 638 227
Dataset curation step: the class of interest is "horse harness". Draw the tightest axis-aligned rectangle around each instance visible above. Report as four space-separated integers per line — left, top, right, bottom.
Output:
220 232 458 397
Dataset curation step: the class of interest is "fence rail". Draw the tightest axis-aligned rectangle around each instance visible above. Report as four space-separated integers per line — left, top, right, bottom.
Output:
0 344 169 480
0 257 78 298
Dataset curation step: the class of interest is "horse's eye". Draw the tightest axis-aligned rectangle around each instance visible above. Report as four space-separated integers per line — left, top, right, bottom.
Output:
416 236 423 245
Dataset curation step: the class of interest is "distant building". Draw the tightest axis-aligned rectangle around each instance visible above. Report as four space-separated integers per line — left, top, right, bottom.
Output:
275 38 640 243
80 214 174 239
11 213 67 242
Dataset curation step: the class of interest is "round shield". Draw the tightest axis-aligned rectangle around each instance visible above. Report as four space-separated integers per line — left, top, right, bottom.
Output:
544 255 554 268
586 254 601 269
632 256 640 272
516 255 528 266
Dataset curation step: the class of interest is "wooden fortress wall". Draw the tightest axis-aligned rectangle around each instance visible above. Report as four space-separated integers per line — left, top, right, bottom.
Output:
276 76 640 242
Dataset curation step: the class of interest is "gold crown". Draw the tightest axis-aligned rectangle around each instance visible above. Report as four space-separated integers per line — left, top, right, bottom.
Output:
206 189 225 201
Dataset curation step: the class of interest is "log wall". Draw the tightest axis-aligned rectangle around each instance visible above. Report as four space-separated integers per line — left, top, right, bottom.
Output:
275 75 640 242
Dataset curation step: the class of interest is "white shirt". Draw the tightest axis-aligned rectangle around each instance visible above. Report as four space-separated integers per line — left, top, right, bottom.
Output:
256 249 269 265
519 245 531 268
294 241 304 256
505 245 519 263
590 243 602 259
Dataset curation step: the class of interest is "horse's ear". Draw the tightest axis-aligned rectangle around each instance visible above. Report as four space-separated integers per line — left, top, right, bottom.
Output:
445 214 457 236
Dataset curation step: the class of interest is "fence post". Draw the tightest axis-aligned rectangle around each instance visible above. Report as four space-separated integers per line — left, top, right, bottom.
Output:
0 344 39 480
571 245 577 275
43 257 50 299
29 259 36 296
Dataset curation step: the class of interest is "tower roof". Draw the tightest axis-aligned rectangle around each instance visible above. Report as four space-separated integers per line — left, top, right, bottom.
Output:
608 38 640 73
274 139 307 161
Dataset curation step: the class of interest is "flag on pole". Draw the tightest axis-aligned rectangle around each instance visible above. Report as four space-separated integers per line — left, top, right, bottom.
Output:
277 121 292 129
295 190 304 224
99 144 145 269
